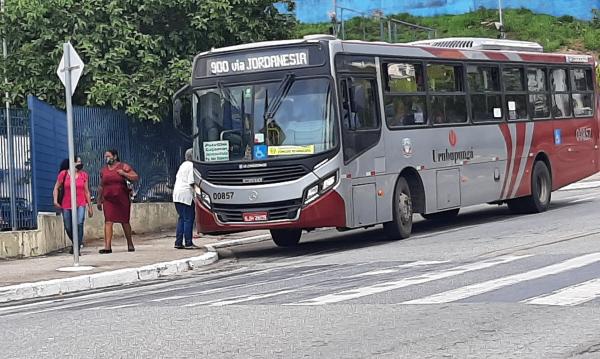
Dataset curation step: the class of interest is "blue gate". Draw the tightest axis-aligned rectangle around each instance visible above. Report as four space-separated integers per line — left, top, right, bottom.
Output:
0 107 35 230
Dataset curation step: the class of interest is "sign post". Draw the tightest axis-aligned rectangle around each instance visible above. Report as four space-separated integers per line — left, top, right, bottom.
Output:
56 43 93 272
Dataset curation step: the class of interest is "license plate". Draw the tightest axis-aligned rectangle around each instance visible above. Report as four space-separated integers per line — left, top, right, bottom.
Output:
243 212 268 222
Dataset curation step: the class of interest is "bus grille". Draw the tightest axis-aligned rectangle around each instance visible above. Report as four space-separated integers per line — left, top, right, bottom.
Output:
212 199 303 223
205 165 309 186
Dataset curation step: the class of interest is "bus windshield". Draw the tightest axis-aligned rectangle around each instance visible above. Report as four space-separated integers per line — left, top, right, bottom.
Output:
195 78 337 163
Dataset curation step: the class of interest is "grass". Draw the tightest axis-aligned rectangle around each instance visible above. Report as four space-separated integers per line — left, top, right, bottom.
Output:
296 8 600 54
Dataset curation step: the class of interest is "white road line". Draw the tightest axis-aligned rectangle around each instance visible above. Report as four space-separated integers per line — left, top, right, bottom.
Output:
151 295 192 302
209 290 297 307
523 278 600 306
349 261 449 278
404 253 600 304
287 255 530 306
568 196 599 204
92 303 141 310
561 181 600 191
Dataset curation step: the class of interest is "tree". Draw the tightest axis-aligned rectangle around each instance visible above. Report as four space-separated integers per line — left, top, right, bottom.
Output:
0 0 296 121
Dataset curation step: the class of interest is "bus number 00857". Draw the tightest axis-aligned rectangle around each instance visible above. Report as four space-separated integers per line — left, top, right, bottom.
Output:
213 192 234 200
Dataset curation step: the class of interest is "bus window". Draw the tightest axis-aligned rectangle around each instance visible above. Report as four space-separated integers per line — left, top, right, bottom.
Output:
468 65 502 122
571 68 594 117
550 68 572 118
384 63 427 127
427 63 467 124
527 67 550 119
503 67 528 121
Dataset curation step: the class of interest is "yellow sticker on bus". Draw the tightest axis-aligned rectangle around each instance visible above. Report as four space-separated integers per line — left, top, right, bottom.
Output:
268 145 315 156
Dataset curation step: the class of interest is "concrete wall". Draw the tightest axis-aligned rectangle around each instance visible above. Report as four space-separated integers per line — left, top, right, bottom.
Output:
0 213 68 258
83 203 177 240
296 0 600 23
0 203 177 258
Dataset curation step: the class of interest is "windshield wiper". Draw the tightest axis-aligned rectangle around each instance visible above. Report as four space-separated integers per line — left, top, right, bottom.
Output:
264 73 296 122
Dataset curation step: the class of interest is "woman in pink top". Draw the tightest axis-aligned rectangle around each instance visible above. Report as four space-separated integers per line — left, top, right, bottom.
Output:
52 156 93 254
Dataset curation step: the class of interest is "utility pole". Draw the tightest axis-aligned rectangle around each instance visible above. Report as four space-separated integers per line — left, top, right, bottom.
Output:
498 0 506 39
1 0 17 231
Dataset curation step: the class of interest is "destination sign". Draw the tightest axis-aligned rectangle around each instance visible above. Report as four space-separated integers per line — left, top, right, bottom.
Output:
206 49 310 76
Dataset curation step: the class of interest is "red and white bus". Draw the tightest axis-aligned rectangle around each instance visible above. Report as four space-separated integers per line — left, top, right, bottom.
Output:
173 36 599 247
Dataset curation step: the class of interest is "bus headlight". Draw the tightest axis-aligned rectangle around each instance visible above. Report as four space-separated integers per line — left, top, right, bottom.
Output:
303 171 338 205
196 187 211 209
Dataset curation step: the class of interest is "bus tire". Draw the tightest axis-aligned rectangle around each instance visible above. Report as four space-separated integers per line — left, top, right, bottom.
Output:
383 177 413 240
421 208 460 221
270 229 302 247
508 161 551 214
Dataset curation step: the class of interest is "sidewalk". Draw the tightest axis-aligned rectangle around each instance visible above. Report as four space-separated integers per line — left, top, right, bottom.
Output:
0 229 271 302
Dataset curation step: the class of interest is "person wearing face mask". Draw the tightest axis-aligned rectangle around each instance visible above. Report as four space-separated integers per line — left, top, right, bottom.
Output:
97 149 139 254
53 156 93 254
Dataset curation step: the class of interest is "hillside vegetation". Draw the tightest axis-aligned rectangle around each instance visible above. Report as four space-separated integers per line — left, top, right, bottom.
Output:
296 8 600 54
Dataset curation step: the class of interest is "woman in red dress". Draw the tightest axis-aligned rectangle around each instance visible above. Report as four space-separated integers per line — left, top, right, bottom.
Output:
97 149 139 254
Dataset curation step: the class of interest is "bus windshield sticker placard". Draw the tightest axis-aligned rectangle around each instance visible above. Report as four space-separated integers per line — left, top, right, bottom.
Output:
207 49 309 76
203 140 230 162
268 145 315 156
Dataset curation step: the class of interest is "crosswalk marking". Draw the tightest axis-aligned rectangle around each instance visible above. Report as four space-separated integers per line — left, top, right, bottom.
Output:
209 290 296 307
286 255 530 306
523 278 600 306
403 253 600 304
349 260 449 278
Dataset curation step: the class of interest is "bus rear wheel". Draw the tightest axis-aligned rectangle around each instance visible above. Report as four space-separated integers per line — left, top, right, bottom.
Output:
421 208 460 221
383 177 413 240
507 161 551 214
270 229 302 247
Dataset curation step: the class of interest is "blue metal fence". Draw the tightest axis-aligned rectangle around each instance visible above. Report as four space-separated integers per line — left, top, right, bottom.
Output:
74 106 191 202
29 96 68 214
0 108 35 230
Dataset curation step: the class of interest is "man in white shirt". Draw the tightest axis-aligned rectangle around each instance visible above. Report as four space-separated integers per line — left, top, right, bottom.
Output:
173 148 198 249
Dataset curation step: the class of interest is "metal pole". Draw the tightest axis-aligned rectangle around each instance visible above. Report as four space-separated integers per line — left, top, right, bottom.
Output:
340 8 345 40
388 20 392 42
332 0 337 37
63 43 80 265
498 0 503 27
1 0 16 231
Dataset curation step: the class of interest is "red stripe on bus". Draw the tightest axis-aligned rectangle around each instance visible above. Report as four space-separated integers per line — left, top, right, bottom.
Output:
483 52 509 61
423 48 467 59
519 53 566 64
506 122 527 198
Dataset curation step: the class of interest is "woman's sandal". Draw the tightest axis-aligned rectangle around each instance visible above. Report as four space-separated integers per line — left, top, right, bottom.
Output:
128 247 135 252
99 248 112 254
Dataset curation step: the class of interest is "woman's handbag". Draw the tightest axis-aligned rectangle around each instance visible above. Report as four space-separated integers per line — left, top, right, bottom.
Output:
57 170 67 205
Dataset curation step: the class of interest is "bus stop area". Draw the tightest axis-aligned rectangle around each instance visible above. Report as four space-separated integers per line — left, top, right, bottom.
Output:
0 229 271 303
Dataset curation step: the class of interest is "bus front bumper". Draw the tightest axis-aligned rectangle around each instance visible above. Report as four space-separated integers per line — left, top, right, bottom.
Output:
195 189 346 234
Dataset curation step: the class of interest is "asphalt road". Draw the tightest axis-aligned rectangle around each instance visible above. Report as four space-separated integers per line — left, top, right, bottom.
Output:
2 184 600 358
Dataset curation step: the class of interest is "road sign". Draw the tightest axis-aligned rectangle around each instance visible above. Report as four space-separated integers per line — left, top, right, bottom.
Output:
56 43 84 95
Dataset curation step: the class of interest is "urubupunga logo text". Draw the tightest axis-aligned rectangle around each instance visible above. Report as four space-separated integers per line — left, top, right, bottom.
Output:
432 148 475 163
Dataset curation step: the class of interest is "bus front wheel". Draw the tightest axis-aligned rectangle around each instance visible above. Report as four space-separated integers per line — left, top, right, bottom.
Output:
383 177 413 240
270 229 302 247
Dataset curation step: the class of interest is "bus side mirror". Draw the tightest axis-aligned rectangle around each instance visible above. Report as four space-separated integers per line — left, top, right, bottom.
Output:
173 99 183 128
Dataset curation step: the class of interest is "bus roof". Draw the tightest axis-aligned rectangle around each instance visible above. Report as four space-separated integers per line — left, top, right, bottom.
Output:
196 36 594 65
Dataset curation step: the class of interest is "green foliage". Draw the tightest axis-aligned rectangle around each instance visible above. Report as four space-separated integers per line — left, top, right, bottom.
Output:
0 0 296 121
297 8 600 54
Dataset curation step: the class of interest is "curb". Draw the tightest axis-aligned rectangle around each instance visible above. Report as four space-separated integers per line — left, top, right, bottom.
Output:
0 233 272 304
0 252 218 304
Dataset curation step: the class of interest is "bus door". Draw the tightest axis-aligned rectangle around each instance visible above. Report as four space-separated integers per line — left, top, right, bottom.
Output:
339 75 384 227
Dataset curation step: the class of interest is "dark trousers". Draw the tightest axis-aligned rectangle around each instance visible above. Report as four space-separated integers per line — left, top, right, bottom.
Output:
175 202 195 247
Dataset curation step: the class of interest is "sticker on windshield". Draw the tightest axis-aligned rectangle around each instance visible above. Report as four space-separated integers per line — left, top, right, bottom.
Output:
203 140 229 162
254 133 265 144
268 145 315 156
253 145 268 160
